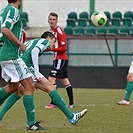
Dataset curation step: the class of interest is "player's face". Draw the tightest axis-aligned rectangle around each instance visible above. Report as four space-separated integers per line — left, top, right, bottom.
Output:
18 0 22 9
48 15 58 29
47 37 56 50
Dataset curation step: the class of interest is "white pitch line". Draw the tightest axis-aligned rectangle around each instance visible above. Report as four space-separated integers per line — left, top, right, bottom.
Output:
79 104 118 107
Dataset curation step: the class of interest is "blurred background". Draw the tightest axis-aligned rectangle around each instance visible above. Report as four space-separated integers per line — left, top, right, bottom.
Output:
0 0 133 88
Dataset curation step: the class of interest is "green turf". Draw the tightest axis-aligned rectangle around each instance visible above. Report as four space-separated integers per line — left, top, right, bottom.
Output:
0 88 133 133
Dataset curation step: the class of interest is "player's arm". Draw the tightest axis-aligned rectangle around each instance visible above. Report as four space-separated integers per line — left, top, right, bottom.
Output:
31 47 43 81
2 8 26 52
2 28 23 47
52 45 66 52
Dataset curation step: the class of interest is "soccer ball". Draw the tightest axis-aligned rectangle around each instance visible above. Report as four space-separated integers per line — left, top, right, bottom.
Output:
91 11 107 27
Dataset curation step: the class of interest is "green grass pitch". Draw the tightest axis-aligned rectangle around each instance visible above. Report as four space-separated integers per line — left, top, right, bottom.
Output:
0 88 132 133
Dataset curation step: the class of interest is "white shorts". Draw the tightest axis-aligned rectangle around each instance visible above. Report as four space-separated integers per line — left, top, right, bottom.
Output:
128 61 133 73
1 58 32 82
28 66 44 82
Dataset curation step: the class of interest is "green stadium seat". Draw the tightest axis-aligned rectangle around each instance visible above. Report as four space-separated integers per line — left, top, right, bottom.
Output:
84 26 96 37
79 11 89 20
20 12 29 22
64 26 73 36
68 12 78 22
124 11 133 21
97 26 107 33
107 26 118 37
104 19 110 27
96 26 107 37
119 26 130 37
111 18 121 27
104 11 111 21
78 18 87 27
66 19 76 27
73 26 84 37
21 18 28 29
122 18 132 27
88 19 94 26
112 11 122 21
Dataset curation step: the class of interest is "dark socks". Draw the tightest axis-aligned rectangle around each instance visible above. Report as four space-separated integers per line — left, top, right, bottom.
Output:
65 84 74 105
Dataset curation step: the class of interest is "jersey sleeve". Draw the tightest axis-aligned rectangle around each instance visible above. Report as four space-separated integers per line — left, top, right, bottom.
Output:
2 8 20 30
35 39 49 53
58 29 66 46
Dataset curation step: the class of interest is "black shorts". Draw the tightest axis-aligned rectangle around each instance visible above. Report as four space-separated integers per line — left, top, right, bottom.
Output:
49 59 68 79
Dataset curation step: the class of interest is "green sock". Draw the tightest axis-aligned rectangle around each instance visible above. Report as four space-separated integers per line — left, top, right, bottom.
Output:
23 95 35 126
49 90 74 119
0 87 10 106
0 92 21 121
124 82 133 101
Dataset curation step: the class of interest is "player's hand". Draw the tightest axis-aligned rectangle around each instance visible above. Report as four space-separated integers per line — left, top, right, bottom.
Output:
35 77 42 82
35 71 42 82
19 43 26 53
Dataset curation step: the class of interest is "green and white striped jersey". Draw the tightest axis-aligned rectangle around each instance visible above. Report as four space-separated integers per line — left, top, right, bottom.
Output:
0 5 22 61
22 38 49 67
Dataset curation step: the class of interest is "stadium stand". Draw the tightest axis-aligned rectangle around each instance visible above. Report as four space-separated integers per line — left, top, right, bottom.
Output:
64 26 73 36
84 26 96 37
20 12 29 29
68 12 78 22
64 11 133 37
88 19 94 26
97 26 107 34
73 26 84 36
104 11 111 21
21 18 28 29
107 26 119 37
79 11 89 20
112 11 122 21
66 19 76 27
111 18 121 27
78 18 88 27
104 19 110 27
119 26 131 36
124 11 133 20
20 12 29 22
122 18 132 27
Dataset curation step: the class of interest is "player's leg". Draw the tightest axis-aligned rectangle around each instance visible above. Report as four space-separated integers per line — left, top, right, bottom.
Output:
45 76 57 108
0 85 24 122
59 60 75 108
0 85 11 106
0 83 19 112
124 73 133 101
18 58 45 130
0 62 21 106
60 78 75 108
117 62 133 106
36 77 74 119
35 77 87 124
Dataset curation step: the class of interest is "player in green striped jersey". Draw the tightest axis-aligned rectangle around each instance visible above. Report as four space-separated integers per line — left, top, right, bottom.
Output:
0 31 87 129
0 0 45 130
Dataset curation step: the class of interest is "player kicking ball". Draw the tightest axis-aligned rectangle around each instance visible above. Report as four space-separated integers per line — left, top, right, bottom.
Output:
0 31 87 130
